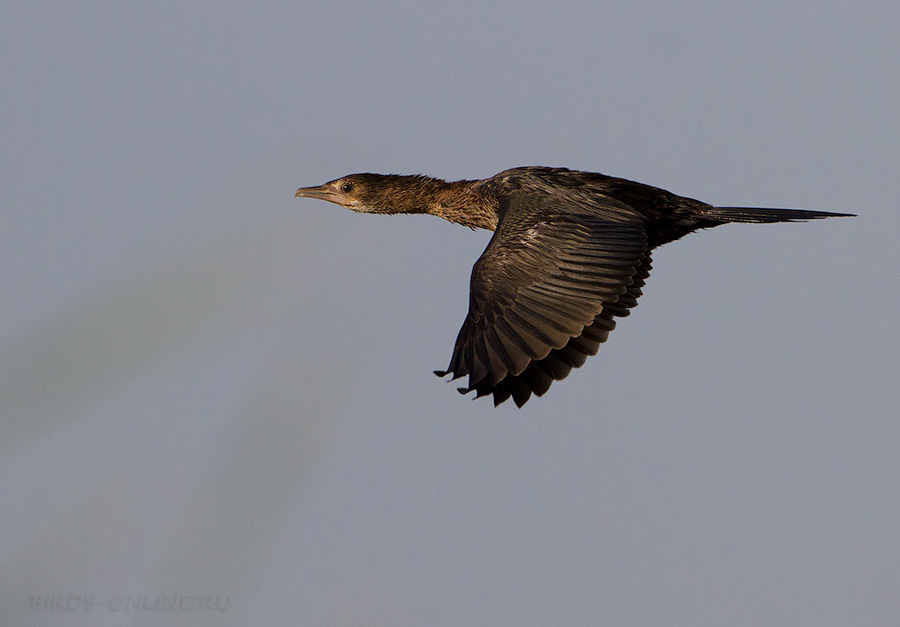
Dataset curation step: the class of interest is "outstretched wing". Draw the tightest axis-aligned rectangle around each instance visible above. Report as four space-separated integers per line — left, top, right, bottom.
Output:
435 191 649 407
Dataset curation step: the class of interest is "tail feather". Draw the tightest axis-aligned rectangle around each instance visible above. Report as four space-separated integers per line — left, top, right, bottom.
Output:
703 206 855 224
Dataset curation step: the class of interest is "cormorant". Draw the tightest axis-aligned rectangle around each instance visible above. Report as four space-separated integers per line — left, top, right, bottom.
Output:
295 167 852 407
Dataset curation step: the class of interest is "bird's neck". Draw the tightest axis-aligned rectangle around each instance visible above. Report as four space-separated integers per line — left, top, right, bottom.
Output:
372 176 496 230
419 178 499 230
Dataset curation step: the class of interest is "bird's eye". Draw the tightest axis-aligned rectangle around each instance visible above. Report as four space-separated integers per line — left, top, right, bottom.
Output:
340 182 354 193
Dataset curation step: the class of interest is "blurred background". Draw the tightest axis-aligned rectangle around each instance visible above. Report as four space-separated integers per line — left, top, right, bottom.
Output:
2 1 898 625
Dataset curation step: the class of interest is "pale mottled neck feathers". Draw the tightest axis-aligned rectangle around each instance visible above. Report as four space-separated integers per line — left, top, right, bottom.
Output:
374 177 499 230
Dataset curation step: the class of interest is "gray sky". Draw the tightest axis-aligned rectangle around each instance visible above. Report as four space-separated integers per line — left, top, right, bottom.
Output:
3 1 899 625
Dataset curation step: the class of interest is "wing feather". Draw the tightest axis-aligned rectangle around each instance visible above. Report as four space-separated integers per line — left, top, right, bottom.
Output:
436 191 652 406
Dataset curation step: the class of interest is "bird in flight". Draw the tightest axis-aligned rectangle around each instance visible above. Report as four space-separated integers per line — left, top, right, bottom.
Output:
295 167 852 407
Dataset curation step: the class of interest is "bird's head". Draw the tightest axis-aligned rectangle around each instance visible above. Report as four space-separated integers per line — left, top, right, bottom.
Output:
295 173 430 214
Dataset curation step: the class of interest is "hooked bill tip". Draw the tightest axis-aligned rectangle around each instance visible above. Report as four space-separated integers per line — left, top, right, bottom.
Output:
294 186 319 198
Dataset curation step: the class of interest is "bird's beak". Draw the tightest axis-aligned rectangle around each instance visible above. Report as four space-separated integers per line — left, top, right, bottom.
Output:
294 184 345 205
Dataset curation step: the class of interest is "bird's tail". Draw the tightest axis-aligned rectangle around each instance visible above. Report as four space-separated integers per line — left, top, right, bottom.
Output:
702 206 855 223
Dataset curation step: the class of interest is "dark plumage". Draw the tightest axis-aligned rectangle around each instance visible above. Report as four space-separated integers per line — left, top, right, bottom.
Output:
295 166 853 407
